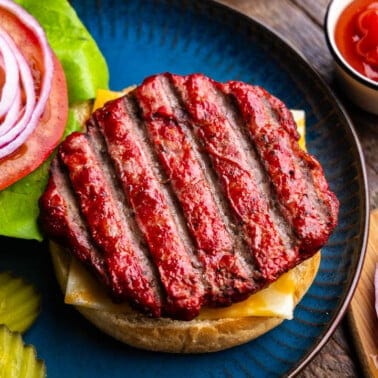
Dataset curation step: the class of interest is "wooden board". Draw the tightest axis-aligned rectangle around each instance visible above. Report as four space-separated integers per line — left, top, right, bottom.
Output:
348 209 378 378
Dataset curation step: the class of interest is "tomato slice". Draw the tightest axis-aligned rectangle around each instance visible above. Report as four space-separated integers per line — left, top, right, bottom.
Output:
0 6 68 191
0 55 68 190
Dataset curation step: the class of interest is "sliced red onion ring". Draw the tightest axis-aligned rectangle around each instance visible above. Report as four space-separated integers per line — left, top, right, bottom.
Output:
0 0 53 159
0 88 21 137
0 29 36 140
0 31 19 119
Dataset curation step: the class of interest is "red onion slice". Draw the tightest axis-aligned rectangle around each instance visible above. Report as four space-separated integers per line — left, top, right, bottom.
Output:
0 88 21 137
0 0 53 159
0 29 36 143
0 31 19 119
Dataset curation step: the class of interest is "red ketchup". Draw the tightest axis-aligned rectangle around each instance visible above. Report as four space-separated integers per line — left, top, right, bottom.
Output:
335 0 378 82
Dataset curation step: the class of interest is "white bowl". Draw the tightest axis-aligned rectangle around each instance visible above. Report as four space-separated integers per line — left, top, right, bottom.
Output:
325 0 378 115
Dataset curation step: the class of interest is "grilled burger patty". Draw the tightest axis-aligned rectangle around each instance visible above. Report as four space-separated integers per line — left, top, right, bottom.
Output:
39 73 339 321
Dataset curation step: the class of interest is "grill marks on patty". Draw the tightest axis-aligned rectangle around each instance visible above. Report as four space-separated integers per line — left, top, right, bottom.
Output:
51 132 163 316
135 75 256 306
39 73 339 320
91 96 204 319
171 74 301 282
225 82 339 253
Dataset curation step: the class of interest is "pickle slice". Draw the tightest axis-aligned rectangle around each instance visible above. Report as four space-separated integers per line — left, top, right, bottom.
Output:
0 325 46 377
0 272 41 333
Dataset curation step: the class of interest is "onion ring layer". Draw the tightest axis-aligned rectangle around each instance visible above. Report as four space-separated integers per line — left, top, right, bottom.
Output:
0 0 53 159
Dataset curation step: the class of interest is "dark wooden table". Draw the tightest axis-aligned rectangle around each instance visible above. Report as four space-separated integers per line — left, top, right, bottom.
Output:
218 0 378 376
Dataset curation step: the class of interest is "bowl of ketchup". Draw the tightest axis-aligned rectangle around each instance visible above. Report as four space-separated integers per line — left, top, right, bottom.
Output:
325 0 378 114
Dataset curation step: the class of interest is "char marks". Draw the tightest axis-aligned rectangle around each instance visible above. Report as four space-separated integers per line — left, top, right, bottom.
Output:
56 132 163 316
135 74 256 305
91 97 204 320
39 73 339 320
225 82 339 253
170 73 300 282
39 159 110 287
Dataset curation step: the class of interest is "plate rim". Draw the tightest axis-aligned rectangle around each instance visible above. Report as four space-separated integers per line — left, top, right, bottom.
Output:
208 0 370 377
206 0 370 374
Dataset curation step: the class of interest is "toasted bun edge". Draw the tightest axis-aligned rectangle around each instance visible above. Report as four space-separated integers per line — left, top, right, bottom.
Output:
50 241 320 353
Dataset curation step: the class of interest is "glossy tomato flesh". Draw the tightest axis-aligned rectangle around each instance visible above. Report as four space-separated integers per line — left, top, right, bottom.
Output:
0 6 68 190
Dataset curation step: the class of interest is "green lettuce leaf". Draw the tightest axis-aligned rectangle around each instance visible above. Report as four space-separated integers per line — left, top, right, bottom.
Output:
0 111 80 241
0 0 109 240
0 159 51 241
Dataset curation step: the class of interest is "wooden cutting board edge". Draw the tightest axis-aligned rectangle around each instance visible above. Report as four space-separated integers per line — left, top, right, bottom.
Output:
347 209 378 378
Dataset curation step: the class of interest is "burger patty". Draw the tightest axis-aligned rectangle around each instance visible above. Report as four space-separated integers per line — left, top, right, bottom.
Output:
39 73 339 320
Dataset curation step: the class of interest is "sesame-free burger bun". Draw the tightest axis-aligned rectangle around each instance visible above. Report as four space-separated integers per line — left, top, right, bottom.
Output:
50 241 320 353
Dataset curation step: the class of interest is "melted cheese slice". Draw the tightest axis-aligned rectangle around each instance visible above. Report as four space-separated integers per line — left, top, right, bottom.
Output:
64 89 306 320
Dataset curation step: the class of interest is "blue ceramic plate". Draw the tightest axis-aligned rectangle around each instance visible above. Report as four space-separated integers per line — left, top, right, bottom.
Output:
1 0 369 377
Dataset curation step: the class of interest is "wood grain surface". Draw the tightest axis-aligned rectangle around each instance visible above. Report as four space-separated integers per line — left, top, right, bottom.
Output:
217 0 378 376
349 210 378 378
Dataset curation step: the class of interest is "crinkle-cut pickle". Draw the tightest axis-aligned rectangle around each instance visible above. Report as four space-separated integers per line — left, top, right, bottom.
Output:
0 272 41 333
0 325 46 378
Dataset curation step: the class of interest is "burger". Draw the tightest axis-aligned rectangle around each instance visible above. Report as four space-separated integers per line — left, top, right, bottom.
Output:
38 72 339 353
0 0 339 355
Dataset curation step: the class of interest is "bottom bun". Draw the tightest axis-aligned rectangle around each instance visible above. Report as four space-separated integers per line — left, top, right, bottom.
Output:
50 241 320 353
